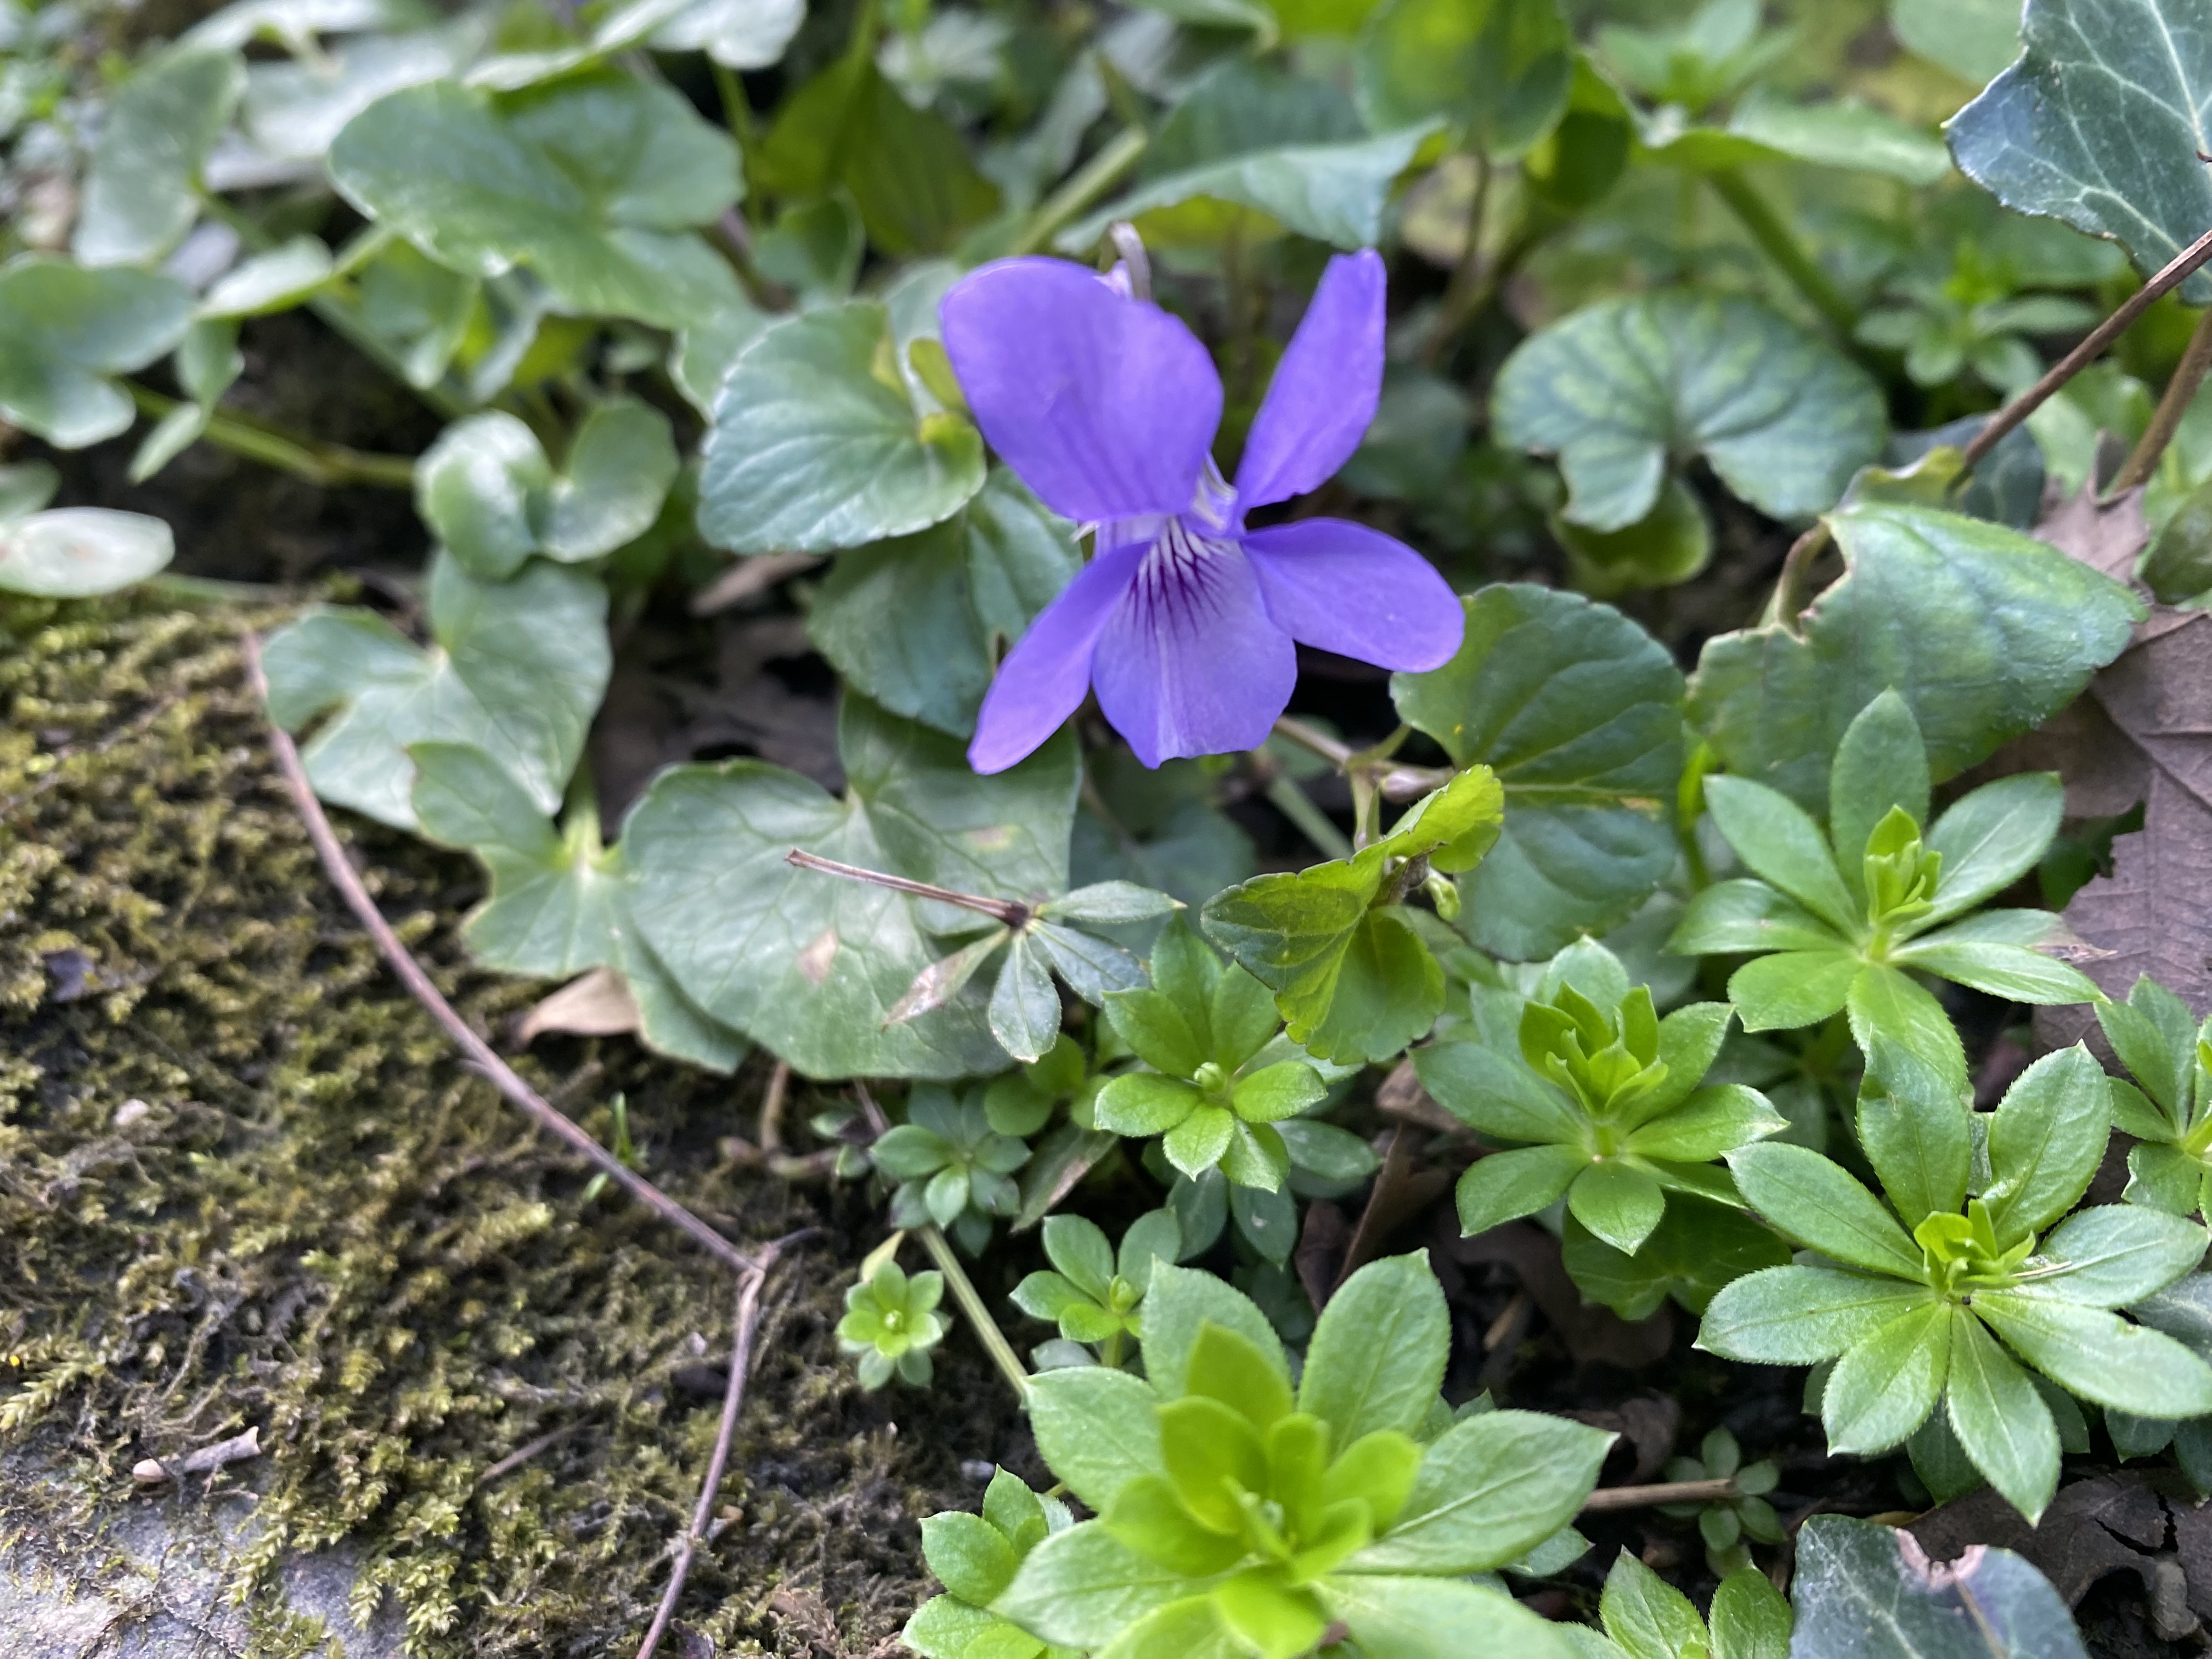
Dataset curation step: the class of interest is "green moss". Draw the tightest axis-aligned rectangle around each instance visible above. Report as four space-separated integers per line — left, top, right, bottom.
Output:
0 595 1029 1656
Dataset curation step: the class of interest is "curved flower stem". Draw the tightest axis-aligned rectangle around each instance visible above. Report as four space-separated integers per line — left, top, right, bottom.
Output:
785 848 1031 927
854 1087 1032 1401
1961 221 2212 479
1271 716 1447 805
244 634 762 1278
128 383 417 489
1013 126 1149 258
1421 149 1494 368
2114 301 2212 492
1706 168 1858 341
1264 774 1355 861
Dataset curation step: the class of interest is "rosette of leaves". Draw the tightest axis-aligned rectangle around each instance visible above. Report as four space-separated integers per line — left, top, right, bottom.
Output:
1094 922 1330 1191
871 1084 1031 1253
1420 966 1787 1255
997 1254 1607 1657
877 874 1181 1065
1201 764 1504 1066
1653 1429 1781 1577
1012 1210 1181 1369
1671 689 2100 1101
1700 1046 2212 1521
904 1468 1081 1659
2097 976 2212 1220
1568 1549 1792 1659
838 1259 949 1390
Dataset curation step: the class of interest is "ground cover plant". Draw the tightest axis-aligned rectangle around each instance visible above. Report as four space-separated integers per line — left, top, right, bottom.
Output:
22 0 2212 1654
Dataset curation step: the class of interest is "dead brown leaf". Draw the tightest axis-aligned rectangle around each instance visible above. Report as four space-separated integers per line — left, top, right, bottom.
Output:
515 967 641 1046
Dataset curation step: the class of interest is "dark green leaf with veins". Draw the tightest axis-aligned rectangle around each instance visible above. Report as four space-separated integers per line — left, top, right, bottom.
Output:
1391 585 1685 958
1950 0 2212 304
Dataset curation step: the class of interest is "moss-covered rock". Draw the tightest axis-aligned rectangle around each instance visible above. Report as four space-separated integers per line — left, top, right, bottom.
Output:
0 594 1034 1656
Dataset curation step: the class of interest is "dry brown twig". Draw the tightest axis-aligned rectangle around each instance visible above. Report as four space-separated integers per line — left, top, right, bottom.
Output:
633 1242 785 1659
239 630 761 1278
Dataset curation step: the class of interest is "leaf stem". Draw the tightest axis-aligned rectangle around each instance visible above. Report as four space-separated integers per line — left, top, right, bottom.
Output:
126 383 417 490
783 848 1031 926
710 59 757 150
1013 126 1150 258
1264 774 1355 861
1706 168 1858 341
854 1087 1032 1401
1421 149 1494 368
2114 302 2212 492
1269 716 1449 805
1960 221 2212 478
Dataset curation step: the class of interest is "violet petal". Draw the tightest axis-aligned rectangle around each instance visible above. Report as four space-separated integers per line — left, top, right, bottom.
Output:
967 538 1148 775
1232 249 1386 512
1091 533 1297 768
940 257 1222 523
1240 518 1463 670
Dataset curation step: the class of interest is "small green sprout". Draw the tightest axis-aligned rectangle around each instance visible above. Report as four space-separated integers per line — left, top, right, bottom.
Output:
1011 1209 1180 1369
1655 1428 1782 1576
838 1259 949 1390
1575 1549 1792 1659
1093 921 1325 1190
871 1082 1032 1253
2099 975 2212 1220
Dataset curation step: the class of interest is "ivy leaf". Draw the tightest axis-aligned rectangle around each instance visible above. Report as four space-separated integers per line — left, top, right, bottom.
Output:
1353 0 1573 157
1688 499 2143 810
623 699 1078 1079
1492 291 1887 533
1200 767 1504 1064
697 301 987 555
807 471 1079 738
1391 584 1684 959
329 75 744 328
259 552 611 832
72 48 246 268
1057 124 1435 253
1950 0 2212 304
1788 1515 2087 1659
0 258 195 448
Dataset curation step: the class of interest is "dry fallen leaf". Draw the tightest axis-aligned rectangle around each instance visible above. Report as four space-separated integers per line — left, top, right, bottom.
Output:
516 967 641 1046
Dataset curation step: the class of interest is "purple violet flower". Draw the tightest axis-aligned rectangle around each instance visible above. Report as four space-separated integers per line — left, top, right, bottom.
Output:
939 248 1464 774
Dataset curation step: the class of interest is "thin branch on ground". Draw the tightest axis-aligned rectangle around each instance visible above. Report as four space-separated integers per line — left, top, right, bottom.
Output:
240 631 761 1278
634 1241 785 1659
1581 1476 1743 1513
473 1423 588 1491
1960 222 2212 476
